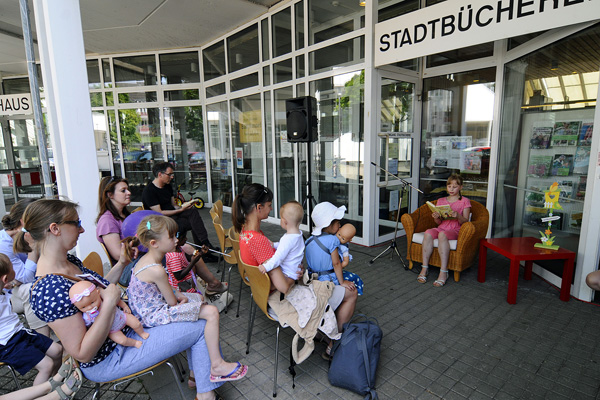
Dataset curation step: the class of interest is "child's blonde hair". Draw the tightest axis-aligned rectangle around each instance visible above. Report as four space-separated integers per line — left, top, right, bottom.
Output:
447 173 464 186
281 201 304 226
447 173 464 199
0 253 11 279
136 215 179 247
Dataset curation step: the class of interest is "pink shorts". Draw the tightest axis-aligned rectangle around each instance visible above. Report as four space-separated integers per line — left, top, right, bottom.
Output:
425 227 459 241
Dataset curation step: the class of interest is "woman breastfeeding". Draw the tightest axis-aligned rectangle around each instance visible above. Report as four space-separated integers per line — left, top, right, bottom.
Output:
19 199 225 400
233 183 357 332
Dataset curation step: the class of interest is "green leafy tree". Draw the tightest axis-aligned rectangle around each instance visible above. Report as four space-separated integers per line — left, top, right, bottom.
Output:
184 91 204 146
118 109 142 148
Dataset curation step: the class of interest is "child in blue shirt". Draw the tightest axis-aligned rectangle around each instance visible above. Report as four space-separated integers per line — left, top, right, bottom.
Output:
0 253 63 386
305 203 364 295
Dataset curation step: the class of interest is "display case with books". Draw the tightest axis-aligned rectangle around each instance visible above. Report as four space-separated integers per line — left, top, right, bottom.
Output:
573 146 591 174
522 116 590 236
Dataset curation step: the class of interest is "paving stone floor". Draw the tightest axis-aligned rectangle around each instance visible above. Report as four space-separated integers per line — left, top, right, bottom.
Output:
2 208 600 399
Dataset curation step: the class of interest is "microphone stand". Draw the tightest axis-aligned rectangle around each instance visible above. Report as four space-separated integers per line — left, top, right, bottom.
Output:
369 162 423 269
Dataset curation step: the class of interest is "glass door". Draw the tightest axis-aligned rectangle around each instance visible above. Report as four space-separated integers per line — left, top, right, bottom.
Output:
0 115 50 211
376 72 419 240
206 101 233 206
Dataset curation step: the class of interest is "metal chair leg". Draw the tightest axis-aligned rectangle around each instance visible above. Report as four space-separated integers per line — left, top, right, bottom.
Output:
4 364 20 390
92 383 100 400
223 265 233 314
169 354 184 382
173 353 186 378
166 359 188 400
246 295 257 354
236 276 244 317
273 325 280 397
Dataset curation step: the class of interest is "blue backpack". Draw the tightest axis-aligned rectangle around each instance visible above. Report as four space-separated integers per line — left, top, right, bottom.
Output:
328 315 382 399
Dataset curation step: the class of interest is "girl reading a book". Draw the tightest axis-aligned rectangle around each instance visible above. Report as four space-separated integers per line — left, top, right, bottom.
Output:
417 173 471 287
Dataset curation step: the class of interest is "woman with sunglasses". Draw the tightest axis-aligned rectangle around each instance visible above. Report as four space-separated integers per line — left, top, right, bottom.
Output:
19 199 224 400
96 176 131 265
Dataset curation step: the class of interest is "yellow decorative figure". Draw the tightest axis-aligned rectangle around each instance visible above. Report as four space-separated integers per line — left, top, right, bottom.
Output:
535 182 561 250
544 182 562 210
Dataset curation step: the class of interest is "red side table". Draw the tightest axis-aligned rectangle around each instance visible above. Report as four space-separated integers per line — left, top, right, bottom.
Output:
478 237 575 304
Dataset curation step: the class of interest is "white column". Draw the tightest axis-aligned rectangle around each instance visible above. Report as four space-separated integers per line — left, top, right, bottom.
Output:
32 0 102 259
363 0 378 245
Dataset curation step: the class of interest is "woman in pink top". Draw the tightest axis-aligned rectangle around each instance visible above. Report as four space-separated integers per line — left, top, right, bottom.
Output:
417 174 471 287
95 176 131 264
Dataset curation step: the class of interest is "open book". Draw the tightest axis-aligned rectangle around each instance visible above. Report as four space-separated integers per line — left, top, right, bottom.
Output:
426 201 455 220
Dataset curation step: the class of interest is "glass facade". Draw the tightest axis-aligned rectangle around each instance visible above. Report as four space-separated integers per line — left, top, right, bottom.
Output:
230 94 264 193
3 0 596 273
203 41 226 82
310 71 365 234
227 25 259 74
493 24 600 279
159 52 200 84
0 0 597 300
163 105 207 201
420 68 496 206
114 55 157 87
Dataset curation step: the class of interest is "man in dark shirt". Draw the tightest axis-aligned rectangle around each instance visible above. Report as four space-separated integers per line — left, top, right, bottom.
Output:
142 162 218 263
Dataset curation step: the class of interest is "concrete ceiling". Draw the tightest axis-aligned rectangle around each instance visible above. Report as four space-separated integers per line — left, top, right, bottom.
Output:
0 0 283 78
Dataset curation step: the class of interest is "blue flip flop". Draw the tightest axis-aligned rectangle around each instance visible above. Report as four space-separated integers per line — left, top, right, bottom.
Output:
209 362 248 383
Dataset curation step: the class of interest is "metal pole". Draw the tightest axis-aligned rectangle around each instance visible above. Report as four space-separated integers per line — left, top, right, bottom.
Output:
19 0 53 197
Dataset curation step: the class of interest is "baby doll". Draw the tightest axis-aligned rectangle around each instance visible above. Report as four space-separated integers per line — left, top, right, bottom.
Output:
69 281 149 348
336 223 356 268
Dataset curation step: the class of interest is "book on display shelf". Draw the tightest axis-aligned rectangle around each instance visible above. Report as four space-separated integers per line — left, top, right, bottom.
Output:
524 206 564 230
525 187 544 206
551 154 573 176
573 146 591 174
570 212 583 230
576 176 587 200
551 121 580 146
527 155 553 177
530 127 553 149
556 180 575 200
579 123 593 146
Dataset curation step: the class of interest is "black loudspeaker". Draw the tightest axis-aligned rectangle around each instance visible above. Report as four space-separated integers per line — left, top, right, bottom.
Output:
286 96 318 142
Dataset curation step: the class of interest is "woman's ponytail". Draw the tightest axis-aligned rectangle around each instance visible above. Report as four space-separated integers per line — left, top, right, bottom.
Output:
231 183 273 232
13 230 32 254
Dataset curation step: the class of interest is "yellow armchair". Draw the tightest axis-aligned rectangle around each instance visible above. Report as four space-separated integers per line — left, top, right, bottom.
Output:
400 200 489 282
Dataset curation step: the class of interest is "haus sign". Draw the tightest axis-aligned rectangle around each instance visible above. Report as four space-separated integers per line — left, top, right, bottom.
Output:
0 94 32 116
374 0 600 67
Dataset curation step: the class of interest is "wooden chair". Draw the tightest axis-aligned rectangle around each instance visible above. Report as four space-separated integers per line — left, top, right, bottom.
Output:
0 362 20 390
228 227 250 318
211 215 237 313
401 200 489 281
99 242 118 267
237 254 284 397
131 206 144 213
91 356 185 400
83 251 104 277
209 206 218 224
214 199 223 220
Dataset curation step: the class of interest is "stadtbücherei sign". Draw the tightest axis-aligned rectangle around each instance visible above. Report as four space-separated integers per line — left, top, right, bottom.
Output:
0 94 32 116
375 0 600 67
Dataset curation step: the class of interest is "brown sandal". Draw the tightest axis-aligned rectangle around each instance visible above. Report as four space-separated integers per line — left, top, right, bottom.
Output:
188 376 196 389
205 281 228 294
